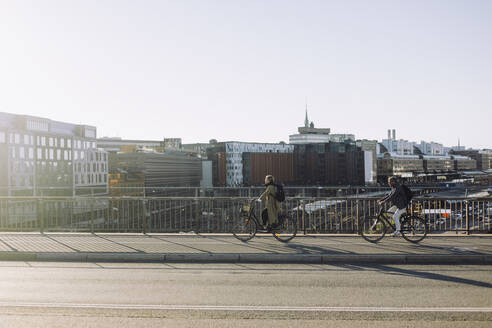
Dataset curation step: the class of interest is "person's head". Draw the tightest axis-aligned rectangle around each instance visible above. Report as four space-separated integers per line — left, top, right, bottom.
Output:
265 175 274 185
388 176 398 187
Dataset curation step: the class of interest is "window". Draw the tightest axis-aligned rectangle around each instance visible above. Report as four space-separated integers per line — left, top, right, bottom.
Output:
60 138 65 148
57 149 61 160
15 133 20 144
37 149 42 159
49 137 53 147
64 150 68 161
24 135 29 145
41 137 46 146
29 148 34 159
49 149 54 160
0 131 5 143
67 139 71 148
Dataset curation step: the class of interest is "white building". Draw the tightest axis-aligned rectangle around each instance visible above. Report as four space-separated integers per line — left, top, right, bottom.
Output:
416 141 446 156
0 112 108 196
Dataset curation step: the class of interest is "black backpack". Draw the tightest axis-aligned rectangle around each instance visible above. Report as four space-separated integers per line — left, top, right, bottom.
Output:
273 183 285 202
402 185 413 202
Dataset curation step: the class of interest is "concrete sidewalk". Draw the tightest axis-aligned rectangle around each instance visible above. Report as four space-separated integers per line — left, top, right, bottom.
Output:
0 233 491 264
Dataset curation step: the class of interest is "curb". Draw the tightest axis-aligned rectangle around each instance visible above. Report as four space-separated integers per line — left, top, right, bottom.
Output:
0 252 489 265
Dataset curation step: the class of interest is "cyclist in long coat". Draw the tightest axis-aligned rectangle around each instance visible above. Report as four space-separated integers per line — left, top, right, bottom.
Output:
258 175 280 227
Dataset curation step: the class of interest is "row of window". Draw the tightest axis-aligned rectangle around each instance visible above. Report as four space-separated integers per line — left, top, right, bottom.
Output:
9 160 106 175
9 172 108 187
74 162 107 174
0 132 97 150
9 146 108 163
75 174 107 185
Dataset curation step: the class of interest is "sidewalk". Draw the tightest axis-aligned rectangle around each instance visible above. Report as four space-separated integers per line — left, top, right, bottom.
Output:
0 233 491 264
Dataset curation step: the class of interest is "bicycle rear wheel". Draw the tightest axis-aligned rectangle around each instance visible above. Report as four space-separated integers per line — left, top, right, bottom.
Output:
232 216 257 242
401 215 427 243
360 215 387 243
272 213 297 243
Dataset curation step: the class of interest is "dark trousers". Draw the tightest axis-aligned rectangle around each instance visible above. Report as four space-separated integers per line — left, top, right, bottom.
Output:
261 208 268 226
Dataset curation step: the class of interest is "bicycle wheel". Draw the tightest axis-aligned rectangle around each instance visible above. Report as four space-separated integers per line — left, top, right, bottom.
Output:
360 215 387 243
273 213 297 243
401 215 427 243
232 216 257 242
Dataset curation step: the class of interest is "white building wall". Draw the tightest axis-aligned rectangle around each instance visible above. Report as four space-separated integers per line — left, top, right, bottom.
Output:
364 151 374 184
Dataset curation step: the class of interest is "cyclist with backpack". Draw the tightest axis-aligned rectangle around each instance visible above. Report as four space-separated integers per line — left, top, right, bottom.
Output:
257 175 283 230
378 176 413 236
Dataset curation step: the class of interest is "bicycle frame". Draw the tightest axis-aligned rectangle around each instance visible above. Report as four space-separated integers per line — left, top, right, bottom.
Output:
240 200 263 229
375 208 398 232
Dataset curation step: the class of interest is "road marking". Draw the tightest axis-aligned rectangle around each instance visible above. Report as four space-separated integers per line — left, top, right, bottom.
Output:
0 302 491 312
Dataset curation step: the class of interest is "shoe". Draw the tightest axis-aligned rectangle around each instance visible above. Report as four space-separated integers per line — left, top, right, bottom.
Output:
391 231 401 237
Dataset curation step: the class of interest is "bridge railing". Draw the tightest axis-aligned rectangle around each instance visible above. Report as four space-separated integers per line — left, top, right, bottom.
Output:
0 196 490 234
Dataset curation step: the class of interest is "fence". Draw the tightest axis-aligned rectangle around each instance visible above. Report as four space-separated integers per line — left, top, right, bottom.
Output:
0 196 490 234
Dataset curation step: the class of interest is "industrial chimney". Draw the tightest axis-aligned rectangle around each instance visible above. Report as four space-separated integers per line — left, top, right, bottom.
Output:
392 129 396 140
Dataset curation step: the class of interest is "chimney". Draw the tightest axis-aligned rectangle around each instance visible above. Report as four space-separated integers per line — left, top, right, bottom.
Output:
387 129 391 140
392 129 396 140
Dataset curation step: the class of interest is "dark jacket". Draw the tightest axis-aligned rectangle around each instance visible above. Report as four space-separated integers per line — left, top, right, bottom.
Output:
380 183 409 209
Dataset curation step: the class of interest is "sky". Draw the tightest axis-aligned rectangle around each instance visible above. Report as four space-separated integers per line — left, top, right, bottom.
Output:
0 0 491 148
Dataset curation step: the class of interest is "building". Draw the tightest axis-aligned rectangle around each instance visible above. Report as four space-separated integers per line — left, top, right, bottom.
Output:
451 155 477 171
381 130 415 155
422 155 454 172
289 110 355 144
207 142 294 187
377 153 424 182
356 139 379 185
451 150 492 170
108 151 202 196
181 141 217 159
242 152 295 186
0 112 108 196
294 142 366 186
97 137 164 154
415 141 446 156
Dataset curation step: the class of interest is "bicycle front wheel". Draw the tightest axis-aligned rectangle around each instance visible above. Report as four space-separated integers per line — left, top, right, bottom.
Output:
273 213 297 243
401 215 427 243
360 216 387 243
232 216 257 242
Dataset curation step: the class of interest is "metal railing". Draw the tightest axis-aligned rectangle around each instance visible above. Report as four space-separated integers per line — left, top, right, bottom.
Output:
0 196 490 234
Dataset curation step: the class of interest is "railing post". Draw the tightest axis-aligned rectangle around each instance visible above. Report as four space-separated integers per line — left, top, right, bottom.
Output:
142 198 147 234
195 200 199 233
302 200 306 235
356 200 360 234
90 200 94 234
38 199 44 234
465 200 469 235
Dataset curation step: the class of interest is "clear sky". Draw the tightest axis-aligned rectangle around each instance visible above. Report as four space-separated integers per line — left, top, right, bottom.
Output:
1 0 491 148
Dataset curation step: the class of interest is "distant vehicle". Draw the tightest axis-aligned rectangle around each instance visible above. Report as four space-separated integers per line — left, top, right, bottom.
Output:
422 209 453 218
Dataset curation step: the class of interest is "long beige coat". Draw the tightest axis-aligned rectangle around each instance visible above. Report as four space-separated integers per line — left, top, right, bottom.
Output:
259 184 280 225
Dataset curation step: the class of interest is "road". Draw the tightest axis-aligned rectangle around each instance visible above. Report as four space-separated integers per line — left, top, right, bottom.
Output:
0 262 491 327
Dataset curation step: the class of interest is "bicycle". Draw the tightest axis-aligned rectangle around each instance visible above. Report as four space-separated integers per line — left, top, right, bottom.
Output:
360 206 427 243
232 199 297 243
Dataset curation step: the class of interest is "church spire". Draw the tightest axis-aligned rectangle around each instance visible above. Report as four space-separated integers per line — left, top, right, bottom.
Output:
304 101 309 128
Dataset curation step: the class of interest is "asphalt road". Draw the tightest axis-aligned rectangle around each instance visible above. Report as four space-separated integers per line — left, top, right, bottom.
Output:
0 262 491 327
